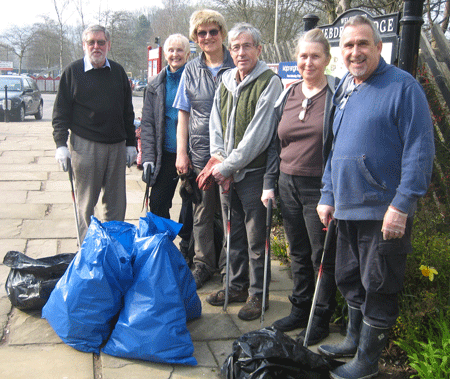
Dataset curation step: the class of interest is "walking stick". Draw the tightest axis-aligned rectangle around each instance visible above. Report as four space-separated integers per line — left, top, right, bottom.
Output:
67 158 82 247
223 187 233 311
303 219 336 348
261 197 273 327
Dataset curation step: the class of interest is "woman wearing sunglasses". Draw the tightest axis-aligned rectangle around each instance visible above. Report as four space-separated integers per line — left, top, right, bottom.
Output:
261 28 339 345
174 9 235 289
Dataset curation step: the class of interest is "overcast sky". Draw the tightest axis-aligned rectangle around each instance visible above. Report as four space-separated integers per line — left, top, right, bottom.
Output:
1 0 163 34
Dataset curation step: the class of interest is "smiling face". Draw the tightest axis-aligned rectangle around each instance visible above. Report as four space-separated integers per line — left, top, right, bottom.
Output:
340 24 382 84
195 22 224 55
164 40 189 72
82 31 111 68
297 41 331 85
229 32 262 80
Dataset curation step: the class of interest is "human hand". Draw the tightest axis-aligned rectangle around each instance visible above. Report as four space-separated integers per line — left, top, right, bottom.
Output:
261 189 276 208
126 146 137 168
55 146 71 172
316 204 335 226
176 153 192 175
142 162 155 184
381 206 407 240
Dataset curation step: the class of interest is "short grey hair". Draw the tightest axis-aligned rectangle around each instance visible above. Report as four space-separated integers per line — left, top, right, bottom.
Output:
228 23 262 48
163 34 190 54
340 15 382 46
82 25 110 42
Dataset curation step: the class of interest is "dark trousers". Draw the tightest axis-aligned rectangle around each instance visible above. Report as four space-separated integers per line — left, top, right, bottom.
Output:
149 151 193 242
279 172 337 315
336 218 413 328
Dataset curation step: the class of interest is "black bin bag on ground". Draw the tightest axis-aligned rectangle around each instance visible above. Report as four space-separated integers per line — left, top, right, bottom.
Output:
3 251 75 310
221 327 343 379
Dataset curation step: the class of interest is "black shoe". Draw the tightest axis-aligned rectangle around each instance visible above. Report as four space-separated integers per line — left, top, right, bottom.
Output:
192 265 211 289
238 295 269 321
272 297 310 332
206 288 248 306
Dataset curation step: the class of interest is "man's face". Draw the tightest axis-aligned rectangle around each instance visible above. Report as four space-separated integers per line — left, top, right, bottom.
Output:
229 32 262 80
340 24 382 84
83 31 111 68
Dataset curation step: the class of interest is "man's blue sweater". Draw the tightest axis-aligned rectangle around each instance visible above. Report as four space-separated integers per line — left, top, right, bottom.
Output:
319 58 435 220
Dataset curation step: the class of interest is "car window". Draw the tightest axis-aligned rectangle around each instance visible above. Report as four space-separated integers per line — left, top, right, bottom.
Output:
0 77 22 91
22 78 32 90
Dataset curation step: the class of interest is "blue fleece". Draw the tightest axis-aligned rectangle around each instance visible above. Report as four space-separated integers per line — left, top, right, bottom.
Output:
319 58 435 220
164 65 185 153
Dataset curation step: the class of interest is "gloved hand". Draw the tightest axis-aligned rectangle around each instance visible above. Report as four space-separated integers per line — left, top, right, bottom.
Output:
316 204 335 226
126 146 138 168
261 189 276 208
381 206 407 240
55 146 71 172
196 154 224 191
142 162 155 184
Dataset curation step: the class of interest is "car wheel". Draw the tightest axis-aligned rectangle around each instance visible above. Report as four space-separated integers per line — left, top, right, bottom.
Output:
34 101 44 120
16 105 25 122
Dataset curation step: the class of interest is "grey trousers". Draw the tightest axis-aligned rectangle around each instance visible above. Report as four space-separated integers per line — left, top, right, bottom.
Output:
70 133 127 242
192 166 221 274
220 169 270 297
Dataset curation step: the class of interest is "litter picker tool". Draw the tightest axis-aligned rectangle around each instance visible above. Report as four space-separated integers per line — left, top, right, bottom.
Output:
223 187 233 311
67 158 82 247
260 197 273 327
303 219 336 348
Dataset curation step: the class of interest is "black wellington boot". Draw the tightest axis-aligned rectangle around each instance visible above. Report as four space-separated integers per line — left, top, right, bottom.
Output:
272 296 310 332
318 305 362 358
330 321 389 379
296 307 332 346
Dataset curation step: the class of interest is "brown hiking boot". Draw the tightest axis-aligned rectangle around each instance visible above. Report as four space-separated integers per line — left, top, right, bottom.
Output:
206 288 248 306
238 295 269 321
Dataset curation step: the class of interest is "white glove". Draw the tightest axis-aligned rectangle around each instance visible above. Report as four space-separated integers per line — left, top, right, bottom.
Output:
142 162 155 183
261 189 276 208
55 146 71 172
126 146 137 168
316 204 335 226
381 206 407 240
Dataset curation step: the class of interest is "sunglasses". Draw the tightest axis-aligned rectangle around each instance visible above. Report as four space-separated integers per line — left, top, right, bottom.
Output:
197 29 220 38
299 98 310 121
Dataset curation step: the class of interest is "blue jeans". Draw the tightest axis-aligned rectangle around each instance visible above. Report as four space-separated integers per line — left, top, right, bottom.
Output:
279 172 337 315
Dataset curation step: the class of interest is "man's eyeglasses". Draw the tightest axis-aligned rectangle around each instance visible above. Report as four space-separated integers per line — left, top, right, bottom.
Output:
299 98 310 121
86 39 107 47
197 29 219 38
230 43 256 53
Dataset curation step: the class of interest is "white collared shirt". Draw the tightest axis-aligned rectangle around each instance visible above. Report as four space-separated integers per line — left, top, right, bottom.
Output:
83 56 111 72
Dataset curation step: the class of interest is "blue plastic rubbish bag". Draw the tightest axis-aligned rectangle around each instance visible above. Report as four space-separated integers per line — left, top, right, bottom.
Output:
138 211 182 240
102 232 201 365
42 217 135 353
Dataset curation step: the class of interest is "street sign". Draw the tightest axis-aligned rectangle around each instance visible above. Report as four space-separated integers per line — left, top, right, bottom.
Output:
319 9 400 79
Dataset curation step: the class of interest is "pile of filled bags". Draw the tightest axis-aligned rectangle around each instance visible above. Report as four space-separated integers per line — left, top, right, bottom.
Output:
42 213 201 366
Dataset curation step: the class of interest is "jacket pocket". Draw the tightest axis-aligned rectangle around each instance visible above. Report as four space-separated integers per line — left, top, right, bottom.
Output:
332 155 387 206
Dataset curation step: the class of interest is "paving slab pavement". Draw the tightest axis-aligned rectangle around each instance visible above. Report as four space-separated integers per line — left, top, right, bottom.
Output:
0 96 345 379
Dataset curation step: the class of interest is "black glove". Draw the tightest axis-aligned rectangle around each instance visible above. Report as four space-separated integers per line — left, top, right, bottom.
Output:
179 170 202 204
